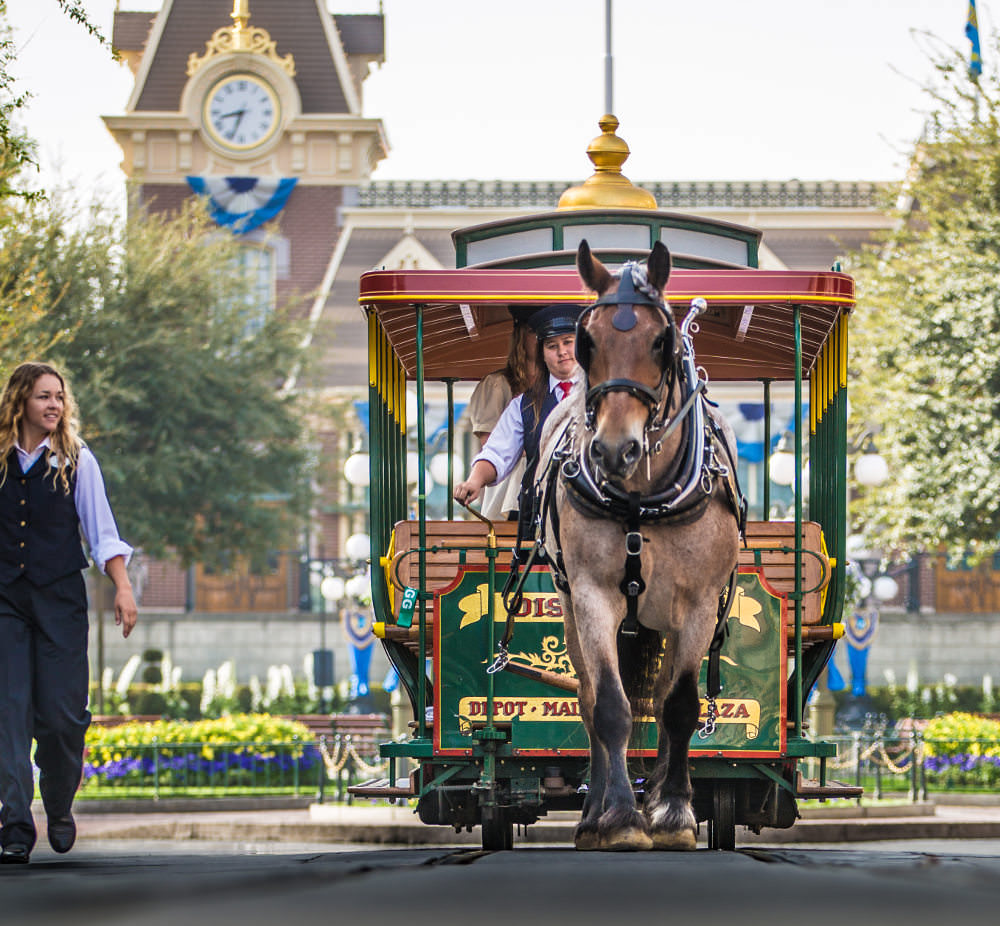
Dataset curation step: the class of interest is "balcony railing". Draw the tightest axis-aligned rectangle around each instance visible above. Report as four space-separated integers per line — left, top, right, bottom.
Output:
356 179 887 211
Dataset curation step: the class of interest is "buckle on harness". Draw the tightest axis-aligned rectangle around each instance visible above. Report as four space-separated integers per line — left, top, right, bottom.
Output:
625 531 643 556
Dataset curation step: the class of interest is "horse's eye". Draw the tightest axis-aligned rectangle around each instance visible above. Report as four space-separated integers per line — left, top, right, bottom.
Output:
652 335 666 354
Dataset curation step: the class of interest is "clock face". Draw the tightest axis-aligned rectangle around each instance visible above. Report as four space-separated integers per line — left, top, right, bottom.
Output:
203 74 280 152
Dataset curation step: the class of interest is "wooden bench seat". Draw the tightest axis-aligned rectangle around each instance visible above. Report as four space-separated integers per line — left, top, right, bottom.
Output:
739 520 830 625
384 517 831 630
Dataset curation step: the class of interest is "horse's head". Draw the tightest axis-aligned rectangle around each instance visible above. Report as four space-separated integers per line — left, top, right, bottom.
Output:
575 239 679 483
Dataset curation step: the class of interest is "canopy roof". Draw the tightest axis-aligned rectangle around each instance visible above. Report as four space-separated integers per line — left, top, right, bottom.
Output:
358 267 854 382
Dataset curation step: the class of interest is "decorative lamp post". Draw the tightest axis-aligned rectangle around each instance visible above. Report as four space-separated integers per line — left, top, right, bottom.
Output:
854 437 889 488
314 573 343 711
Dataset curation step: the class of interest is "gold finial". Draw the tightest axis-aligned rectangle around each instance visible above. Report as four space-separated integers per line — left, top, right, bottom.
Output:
558 115 657 210
187 0 295 76
232 0 250 47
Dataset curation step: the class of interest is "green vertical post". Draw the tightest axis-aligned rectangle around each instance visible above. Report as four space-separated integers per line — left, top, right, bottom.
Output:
793 306 804 739
445 378 456 520
415 305 428 739
762 378 772 518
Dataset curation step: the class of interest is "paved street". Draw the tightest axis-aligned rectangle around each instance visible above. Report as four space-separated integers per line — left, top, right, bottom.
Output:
6 801 1000 925
5 837 1000 926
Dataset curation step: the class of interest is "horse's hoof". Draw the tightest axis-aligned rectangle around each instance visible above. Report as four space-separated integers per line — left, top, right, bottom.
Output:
599 828 654 852
650 827 697 851
574 828 601 851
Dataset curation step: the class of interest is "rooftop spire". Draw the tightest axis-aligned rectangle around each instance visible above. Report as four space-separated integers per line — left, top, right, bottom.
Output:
187 0 295 76
558 115 657 211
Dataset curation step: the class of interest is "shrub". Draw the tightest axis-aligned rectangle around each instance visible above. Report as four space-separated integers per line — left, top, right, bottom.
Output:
82 714 319 790
922 713 1000 789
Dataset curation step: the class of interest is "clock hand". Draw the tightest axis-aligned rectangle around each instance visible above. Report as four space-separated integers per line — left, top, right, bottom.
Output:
221 109 246 140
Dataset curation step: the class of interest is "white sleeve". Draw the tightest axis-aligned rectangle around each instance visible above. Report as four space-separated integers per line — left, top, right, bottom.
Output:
471 394 525 485
74 446 133 574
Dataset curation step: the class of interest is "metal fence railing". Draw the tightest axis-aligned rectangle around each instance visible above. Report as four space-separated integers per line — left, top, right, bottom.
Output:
80 735 391 803
822 733 1000 801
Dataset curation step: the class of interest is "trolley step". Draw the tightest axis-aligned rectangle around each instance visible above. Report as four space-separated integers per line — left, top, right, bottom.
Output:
795 773 863 799
347 777 416 799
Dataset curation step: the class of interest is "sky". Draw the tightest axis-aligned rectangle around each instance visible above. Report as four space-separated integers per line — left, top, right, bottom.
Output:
3 0 991 199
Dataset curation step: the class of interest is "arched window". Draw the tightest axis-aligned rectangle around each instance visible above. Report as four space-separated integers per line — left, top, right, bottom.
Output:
232 244 275 337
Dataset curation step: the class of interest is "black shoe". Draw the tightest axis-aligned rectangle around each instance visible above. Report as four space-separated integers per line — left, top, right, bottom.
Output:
47 814 76 854
0 843 31 864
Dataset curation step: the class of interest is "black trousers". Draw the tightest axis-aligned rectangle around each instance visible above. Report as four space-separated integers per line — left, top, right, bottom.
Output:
0 572 90 850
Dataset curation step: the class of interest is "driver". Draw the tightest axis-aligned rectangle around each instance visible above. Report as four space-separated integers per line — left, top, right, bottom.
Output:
454 304 584 508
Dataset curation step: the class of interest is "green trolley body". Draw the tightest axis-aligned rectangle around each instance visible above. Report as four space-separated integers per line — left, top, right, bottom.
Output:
355 206 857 849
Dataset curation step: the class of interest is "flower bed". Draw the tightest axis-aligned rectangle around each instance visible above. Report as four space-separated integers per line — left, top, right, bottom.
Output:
921 713 1000 789
82 714 320 794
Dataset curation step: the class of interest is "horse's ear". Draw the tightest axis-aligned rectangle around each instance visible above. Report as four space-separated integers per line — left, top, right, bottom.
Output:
577 239 613 294
647 241 672 293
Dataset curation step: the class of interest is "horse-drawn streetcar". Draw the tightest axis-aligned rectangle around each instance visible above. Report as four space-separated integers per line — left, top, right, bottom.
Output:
351 121 860 850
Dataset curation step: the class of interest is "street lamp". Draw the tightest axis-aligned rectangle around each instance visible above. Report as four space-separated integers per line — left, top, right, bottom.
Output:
853 439 889 488
311 569 343 711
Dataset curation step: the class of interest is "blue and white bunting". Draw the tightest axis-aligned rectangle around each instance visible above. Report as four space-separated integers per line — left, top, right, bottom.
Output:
186 176 298 234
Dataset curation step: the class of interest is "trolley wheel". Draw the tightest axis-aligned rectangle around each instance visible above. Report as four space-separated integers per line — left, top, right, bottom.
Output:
708 781 737 851
481 809 514 851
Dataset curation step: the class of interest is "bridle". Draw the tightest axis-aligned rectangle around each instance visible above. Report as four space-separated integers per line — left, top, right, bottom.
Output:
574 261 681 435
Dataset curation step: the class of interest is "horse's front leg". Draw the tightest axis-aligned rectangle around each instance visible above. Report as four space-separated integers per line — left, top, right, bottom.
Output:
561 601 608 850
644 668 700 850
589 662 652 850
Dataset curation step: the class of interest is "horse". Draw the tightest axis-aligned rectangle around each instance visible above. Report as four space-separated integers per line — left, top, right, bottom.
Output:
535 240 742 851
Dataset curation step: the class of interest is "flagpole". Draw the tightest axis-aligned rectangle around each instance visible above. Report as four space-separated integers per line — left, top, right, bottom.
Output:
604 0 613 114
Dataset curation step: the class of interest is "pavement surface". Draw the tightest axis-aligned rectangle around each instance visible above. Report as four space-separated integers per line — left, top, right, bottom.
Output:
55 796 1000 847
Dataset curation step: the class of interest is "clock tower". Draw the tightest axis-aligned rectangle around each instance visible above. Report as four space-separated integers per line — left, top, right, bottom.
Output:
104 0 387 319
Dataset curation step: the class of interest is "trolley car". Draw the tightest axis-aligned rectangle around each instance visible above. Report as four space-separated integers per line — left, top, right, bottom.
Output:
351 144 860 850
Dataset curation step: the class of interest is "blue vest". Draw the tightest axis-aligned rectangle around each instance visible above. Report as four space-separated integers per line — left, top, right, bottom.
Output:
520 388 560 471
0 450 88 587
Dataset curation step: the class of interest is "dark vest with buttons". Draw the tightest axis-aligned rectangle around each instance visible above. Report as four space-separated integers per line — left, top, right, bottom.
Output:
521 388 560 470
0 449 87 586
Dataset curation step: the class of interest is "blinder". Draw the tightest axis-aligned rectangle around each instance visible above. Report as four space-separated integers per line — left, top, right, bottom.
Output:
576 264 681 430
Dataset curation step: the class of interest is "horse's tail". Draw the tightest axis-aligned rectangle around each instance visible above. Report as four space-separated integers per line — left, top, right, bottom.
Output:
617 623 662 726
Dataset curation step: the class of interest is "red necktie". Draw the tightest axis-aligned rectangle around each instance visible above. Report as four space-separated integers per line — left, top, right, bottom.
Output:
557 381 573 401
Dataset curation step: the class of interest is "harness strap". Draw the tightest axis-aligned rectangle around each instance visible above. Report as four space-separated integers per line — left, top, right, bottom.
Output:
707 567 739 699
699 565 740 739
619 491 646 637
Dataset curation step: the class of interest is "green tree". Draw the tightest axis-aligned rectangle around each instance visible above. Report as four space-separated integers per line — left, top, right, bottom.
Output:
0 0 111 198
0 192 311 567
848 37 1000 558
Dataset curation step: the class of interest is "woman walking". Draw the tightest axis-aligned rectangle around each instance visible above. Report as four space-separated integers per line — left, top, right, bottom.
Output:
0 362 137 864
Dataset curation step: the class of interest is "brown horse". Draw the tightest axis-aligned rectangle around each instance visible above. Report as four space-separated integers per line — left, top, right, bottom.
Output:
536 240 741 850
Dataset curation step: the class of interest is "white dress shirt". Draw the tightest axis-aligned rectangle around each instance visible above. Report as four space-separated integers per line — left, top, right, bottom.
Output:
472 373 581 486
15 438 133 574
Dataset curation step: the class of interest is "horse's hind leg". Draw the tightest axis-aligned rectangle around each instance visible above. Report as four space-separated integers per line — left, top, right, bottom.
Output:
644 669 700 850
590 666 653 851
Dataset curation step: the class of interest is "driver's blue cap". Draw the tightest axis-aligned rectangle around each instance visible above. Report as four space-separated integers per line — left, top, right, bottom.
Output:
529 304 584 341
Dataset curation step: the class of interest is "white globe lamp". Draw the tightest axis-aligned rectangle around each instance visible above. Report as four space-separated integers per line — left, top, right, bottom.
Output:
430 452 462 487
345 532 370 563
319 575 345 604
769 448 797 487
343 452 371 488
873 575 899 602
854 452 889 488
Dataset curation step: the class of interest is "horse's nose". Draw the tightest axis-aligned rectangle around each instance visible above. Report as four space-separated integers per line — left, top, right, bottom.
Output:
591 437 641 478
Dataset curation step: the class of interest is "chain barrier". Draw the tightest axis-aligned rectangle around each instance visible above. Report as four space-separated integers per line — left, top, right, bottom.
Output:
318 734 388 780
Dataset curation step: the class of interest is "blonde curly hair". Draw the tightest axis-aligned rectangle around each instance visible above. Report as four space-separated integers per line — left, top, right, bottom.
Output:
0 362 82 494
